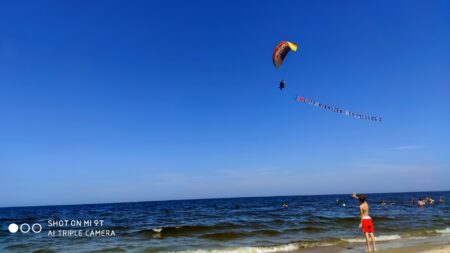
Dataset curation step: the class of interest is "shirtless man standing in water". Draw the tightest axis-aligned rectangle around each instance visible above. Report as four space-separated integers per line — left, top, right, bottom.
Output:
352 192 377 251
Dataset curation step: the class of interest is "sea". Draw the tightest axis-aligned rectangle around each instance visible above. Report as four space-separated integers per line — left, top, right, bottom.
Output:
1 191 449 252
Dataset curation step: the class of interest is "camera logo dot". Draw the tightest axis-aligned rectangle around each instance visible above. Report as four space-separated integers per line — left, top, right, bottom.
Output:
32 224 42 233
8 223 42 234
20 223 30 233
8 223 19 233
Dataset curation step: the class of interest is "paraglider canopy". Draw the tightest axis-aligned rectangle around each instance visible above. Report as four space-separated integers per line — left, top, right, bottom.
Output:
272 41 298 68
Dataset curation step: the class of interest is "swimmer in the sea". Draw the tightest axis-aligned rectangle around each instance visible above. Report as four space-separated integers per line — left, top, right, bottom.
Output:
418 199 426 207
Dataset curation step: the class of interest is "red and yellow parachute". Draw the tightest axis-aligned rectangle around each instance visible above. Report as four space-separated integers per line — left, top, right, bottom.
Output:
272 41 298 68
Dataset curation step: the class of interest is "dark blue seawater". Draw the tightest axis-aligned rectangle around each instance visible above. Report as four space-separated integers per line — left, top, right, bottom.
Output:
1 191 449 252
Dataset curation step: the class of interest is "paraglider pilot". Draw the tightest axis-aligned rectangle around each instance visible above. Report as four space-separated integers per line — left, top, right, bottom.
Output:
279 80 285 90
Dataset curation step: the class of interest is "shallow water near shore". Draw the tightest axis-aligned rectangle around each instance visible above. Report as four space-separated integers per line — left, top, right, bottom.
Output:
1 191 449 252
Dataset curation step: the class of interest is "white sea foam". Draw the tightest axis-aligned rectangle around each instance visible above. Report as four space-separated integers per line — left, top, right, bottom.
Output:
175 241 335 253
177 244 298 253
342 234 401 243
407 236 427 240
435 227 450 234
152 228 162 233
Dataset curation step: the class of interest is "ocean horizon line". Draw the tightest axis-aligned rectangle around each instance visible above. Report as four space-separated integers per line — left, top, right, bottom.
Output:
1 189 448 209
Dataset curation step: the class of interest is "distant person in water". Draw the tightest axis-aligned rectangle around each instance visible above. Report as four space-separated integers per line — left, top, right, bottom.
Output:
418 199 426 207
352 192 377 252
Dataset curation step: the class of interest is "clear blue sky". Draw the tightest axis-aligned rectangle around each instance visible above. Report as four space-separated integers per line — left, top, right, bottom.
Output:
1 0 449 207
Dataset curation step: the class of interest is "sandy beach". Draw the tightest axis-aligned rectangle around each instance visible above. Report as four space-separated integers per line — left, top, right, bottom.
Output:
421 245 450 253
377 244 450 253
295 235 450 253
296 244 450 253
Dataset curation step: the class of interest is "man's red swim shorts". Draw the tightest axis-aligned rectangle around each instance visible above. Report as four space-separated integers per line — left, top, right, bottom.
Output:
361 217 374 233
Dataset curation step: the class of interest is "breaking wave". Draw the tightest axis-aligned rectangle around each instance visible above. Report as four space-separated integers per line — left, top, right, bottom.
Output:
342 234 401 243
173 241 337 253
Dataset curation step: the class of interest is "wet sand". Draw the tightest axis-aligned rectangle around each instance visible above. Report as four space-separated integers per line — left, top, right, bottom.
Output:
421 244 450 253
293 244 450 253
377 244 450 253
293 236 450 253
